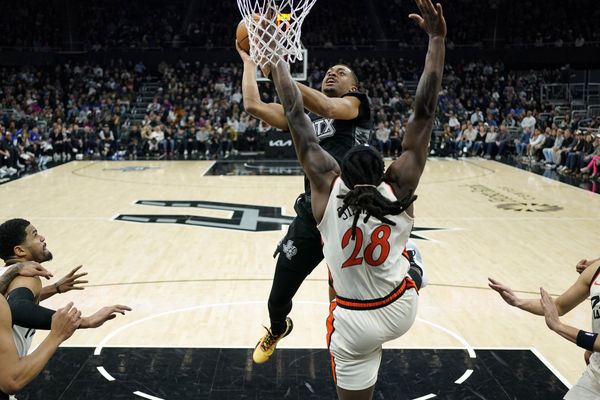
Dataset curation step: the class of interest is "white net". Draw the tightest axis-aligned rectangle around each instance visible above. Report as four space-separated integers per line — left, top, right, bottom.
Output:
236 0 316 68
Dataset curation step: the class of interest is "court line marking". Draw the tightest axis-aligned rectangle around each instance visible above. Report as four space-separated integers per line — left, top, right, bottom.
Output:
530 348 572 389
93 301 475 356
454 369 473 384
79 279 564 298
93 300 476 399
200 161 216 176
133 390 164 400
96 366 115 381
413 394 436 400
416 317 476 359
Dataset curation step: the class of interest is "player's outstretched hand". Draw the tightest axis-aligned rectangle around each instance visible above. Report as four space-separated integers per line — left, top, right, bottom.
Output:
488 277 521 307
409 0 447 39
576 259 589 274
540 287 561 332
54 265 88 294
50 302 81 342
80 305 132 329
17 261 53 280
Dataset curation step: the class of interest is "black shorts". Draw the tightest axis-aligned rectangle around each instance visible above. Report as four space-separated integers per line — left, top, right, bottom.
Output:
273 193 324 276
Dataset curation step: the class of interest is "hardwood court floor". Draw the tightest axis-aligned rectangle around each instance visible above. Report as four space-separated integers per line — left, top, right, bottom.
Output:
4 158 599 398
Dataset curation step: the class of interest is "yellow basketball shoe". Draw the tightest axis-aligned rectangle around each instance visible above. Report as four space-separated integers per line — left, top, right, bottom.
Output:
252 317 293 364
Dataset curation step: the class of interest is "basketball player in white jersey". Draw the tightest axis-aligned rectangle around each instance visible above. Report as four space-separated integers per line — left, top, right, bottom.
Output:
0 262 82 399
0 217 131 390
262 0 445 397
490 258 600 400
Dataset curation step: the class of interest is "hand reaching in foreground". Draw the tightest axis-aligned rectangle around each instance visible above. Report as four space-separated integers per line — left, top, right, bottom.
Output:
80 305 132 329
488 277 521 307
49 302 81 342
409 0 447 38
540 287 561 332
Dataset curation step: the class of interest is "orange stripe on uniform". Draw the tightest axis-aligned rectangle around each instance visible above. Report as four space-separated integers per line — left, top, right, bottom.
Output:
402 247 409 259
326 300 337 383
335 277 418 310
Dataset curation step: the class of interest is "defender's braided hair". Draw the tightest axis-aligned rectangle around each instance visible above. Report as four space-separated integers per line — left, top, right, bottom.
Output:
337 146 417 239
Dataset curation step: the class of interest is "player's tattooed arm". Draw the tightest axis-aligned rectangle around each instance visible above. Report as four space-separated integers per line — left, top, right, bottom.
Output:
0 262 52 296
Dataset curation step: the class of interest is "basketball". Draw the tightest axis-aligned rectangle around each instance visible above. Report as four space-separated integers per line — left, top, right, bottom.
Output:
236 20 250 53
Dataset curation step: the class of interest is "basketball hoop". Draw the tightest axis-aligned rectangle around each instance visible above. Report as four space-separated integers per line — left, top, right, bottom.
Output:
236 0 316 68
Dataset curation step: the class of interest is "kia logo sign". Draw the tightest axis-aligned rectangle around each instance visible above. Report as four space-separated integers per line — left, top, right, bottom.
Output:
268 139 293 147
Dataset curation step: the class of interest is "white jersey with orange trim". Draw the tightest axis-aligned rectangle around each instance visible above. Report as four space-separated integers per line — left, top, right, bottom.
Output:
317 177 414 300
565 266 600 399
0 266 35 358
585 267 600 381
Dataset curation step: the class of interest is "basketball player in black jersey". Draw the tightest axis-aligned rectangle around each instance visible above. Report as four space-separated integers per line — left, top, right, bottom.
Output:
236 44 373 363
0 262 80 399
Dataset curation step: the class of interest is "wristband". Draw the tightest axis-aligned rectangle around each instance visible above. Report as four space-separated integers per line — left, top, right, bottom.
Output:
54 282 61 294
576 330 598 351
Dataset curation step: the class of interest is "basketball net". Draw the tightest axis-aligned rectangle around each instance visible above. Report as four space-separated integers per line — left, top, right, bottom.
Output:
237 0 316 68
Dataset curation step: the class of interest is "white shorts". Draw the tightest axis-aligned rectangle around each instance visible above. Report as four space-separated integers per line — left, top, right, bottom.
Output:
326 283 419 391
564 368 600 400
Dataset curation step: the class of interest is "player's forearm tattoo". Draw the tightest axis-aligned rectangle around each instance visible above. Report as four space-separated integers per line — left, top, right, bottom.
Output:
0 263 23 294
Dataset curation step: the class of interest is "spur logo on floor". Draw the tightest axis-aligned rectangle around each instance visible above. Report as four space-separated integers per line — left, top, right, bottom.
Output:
464 184 563 212
115 200 295 232
115 200 452 239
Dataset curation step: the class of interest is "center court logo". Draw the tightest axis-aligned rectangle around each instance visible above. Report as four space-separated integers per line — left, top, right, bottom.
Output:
464 184 563 213
115 200 452 239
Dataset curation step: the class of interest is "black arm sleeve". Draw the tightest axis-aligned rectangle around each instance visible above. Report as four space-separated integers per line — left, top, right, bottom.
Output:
6 287 55 330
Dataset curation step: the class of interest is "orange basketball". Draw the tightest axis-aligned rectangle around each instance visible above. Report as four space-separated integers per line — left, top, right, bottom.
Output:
236 20 250 53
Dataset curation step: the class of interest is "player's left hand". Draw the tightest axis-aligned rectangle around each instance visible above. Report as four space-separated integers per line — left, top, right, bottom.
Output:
17 261 53 280
54 265 88 294
409 0 447 39
540 287 561 332
80 305 132 329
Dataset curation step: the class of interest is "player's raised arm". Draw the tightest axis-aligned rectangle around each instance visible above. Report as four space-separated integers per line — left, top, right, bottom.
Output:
385 0 446 199
270 61 339 222
236 40 289 130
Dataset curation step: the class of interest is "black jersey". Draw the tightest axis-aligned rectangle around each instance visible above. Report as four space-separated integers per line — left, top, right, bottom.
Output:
304 91 372 193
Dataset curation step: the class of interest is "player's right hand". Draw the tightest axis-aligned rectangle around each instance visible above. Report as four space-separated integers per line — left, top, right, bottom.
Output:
17 261 53 280
488 277 521 307
235 40 253 64
50 302 81 342
409 0 447 39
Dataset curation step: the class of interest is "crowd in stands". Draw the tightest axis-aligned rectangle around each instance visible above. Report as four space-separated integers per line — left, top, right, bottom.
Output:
1 0 598 51
0 55 598 183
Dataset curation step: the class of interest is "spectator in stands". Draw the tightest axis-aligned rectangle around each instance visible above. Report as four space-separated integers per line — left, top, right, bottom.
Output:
486 124 510 159
559 131 586 173
389 123 403 158
514 127 531 157
526 128 545 161
375 121 392 157
543 128 564 167
521 110 537 132
578 135 600 175
472 124 488 156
